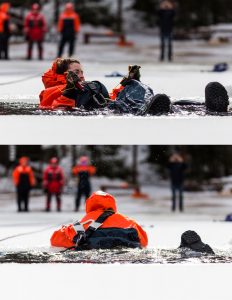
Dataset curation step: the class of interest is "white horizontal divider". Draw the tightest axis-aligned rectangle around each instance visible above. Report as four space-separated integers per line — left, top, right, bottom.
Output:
0 116 230 144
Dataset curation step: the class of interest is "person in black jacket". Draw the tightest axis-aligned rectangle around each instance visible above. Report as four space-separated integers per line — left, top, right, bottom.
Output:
168 152 187 212
158 0 176 62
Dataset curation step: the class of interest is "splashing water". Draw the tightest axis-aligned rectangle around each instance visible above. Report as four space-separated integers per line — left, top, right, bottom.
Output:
0 248 232 264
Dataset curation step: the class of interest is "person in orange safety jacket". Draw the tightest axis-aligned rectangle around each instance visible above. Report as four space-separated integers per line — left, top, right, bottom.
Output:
12 157 36 212
72 156 96 211
57 2 80 57
39 58 109 110
50 191 148 250
39 59 162 115
0 2 10 60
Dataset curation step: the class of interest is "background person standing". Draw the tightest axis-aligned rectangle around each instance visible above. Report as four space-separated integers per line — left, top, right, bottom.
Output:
168 152 187 212
158 0 176 62
57 2 81 57
0 2 11 60
43 157 64 212
24 3 47 60
12 157 35 212
72 156 96 211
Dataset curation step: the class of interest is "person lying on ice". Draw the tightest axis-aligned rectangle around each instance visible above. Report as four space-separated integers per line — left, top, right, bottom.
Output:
39 58 230 114
50 191 148 250
39 58 164 115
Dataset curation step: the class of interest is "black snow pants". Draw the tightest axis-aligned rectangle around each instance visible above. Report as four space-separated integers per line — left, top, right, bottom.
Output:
46 193 61 212
75 184 91 211
17 188 30 212
0 34 9 59
160 31 173 61
27 40 43 60
58 35 76 57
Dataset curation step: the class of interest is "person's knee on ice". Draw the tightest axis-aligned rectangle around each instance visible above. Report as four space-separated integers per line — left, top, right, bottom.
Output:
50 191 148 250
180 230 214 255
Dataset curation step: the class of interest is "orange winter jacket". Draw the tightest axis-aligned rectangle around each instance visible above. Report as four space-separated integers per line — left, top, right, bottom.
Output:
72 165 96 176
42 61 67 89
58 11 80 34
0 3 10 34
39 60 75 109
12 165 35 187
50 191 148 249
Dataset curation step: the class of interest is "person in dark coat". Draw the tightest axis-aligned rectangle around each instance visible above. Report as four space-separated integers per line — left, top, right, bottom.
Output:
158 0 176 62
168 152 187 212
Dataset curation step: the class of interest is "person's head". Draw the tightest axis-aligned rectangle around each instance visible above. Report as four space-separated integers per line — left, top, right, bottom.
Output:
56 58 85 82
78 156 89 166
170 151 183 162
86 191 117 214
19 156 29 167
160 0 174 9
50 157 58 167
31 3 40 14
65 2 74 13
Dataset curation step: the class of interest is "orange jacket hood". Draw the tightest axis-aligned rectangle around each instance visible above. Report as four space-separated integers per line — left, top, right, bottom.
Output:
86 191 117 214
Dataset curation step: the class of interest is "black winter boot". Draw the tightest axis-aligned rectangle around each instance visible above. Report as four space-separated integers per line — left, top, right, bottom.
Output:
205 82 229 112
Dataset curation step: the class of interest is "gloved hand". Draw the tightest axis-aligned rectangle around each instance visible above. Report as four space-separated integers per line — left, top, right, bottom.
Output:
120 65 141 87
62 70 83 100
128 65 141 81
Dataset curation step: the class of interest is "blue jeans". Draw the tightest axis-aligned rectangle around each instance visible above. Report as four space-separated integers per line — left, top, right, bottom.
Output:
160 31 173 61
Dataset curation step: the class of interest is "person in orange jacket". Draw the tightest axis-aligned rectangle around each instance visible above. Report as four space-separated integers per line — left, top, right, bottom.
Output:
39 58 109 110
39 58 164 115
57 2 81 57
50 191 148 250
0 2 10 60
72 156 96 211
12 157 36 212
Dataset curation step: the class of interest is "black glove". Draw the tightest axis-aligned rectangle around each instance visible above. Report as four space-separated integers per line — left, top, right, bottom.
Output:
62 71 83 100
120 65 141 87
